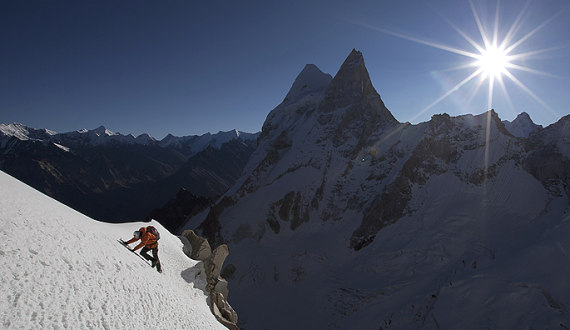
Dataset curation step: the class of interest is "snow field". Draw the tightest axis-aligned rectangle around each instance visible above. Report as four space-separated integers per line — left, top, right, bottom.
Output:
0 170 225 329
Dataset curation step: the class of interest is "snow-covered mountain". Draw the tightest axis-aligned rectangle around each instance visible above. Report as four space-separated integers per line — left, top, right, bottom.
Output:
186 49 570 329
0 170 226 329
502 112 542 138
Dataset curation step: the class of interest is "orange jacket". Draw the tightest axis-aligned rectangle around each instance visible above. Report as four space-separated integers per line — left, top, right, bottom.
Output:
125 227 158 251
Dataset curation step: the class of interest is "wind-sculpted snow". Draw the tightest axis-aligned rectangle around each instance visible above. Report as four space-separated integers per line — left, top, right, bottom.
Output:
0 171 225 329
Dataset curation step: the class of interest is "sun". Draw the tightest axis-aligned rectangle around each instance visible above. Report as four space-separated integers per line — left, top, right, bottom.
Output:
475 44 510 79
361 0 562 116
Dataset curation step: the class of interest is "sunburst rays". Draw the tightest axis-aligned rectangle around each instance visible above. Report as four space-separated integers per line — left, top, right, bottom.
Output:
355 0 567 120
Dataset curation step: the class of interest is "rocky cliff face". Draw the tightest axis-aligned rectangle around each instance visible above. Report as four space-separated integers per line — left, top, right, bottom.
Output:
181 230 239 330
187 50 570 329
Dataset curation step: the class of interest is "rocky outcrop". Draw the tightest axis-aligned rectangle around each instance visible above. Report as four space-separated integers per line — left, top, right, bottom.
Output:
181 230 238 330
182 229 213 260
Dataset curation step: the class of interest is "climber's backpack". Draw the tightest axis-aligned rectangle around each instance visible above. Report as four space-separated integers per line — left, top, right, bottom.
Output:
146 226 160 241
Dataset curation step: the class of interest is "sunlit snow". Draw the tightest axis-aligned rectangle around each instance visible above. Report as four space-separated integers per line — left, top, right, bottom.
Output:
0 170 225 329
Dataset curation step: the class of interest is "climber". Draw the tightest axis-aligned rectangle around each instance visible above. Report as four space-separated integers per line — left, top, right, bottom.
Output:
122 226 162 272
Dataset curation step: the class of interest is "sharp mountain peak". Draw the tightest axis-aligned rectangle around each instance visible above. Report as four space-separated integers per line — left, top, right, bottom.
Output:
283 63 332 104
318 49 397 124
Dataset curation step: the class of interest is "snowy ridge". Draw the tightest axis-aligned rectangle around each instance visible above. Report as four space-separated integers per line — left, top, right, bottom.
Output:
0 170 225 329
66 126 148 146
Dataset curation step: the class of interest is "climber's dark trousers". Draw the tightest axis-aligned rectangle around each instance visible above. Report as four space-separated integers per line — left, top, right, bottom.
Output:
140 246 158 263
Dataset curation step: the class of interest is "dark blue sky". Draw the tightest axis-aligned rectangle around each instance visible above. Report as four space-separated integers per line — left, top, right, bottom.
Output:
1 0 569 138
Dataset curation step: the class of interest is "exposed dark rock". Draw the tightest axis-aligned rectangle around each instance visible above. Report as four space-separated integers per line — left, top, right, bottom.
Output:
198 196 236 247
146 189 213 234
524 116 570 201
317 49 398 158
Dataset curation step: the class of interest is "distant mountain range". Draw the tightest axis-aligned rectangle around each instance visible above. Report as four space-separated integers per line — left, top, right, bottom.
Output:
0 123 257 154
184 49 570 329
0 124 259 232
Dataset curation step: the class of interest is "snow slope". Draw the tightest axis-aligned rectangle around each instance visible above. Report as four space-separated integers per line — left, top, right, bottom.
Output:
0 170 225 329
